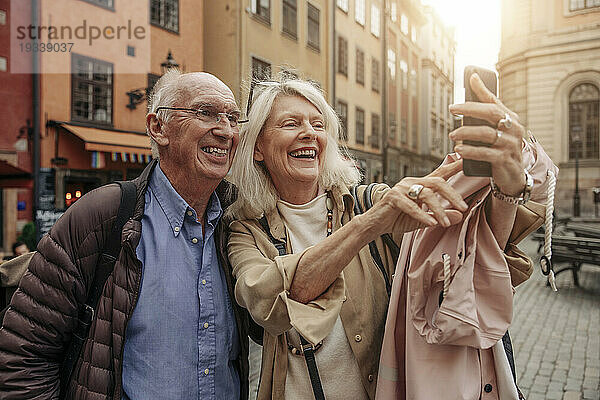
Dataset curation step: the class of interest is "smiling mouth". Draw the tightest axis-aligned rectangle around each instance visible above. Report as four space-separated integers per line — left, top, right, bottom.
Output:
289 149 317 159
201 146 228 157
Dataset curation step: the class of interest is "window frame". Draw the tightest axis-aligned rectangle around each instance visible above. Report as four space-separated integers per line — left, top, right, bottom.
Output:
356 47 365 85
355 107 365 144
251 56 272 82
370 4 380 37
251 0 272 24
307 2 320 51
568 82 600 160
71 53 114 127
337 0 349 13
370 113 380 148
371 57 380 93
282 0 298 40
336 100 349 141
355 0 366 26
80 0 114 11
337 35 348 76
150 0 180 34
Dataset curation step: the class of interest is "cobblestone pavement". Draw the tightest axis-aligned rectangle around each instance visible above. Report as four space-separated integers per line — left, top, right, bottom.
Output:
512 237 600 400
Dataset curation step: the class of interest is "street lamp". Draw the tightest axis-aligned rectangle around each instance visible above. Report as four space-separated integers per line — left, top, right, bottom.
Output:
571 125 582 218
125 50 180 110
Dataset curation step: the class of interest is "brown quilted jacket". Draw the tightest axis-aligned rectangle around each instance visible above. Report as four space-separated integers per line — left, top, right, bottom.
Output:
0 160 249 399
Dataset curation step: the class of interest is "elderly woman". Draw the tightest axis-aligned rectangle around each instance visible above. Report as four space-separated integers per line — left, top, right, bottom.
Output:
227 77 553 400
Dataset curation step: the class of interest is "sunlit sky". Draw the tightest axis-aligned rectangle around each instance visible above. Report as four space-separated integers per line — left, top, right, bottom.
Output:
421 0 502 103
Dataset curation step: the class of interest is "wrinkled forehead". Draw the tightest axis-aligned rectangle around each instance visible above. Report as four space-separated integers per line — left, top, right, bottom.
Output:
176 74 239 111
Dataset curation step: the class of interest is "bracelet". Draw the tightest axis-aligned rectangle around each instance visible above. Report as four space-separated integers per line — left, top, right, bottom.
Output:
490 170 533 205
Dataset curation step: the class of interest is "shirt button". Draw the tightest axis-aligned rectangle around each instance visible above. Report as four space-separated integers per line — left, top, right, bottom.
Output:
187 210 193 216
192 237 198 244
201 279 206 285
203 322 209 329
368 374 374 382
204 368 209 375
484 383 493 393
354 334 362 342
174 226 180 232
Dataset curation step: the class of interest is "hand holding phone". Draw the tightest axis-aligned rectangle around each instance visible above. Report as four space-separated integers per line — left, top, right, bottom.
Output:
461 66 498 177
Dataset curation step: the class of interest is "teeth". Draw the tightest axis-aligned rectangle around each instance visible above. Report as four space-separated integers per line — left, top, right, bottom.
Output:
202 146 228 156
290 149 316 157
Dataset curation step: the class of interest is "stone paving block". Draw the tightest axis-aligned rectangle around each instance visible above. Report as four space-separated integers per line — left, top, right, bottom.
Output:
583 389 600 400
546 391 564 400
563 392 582 400
527 392 547 400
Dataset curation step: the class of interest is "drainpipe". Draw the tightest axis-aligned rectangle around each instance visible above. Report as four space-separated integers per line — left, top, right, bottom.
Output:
32 0 41 244
330 0 335 105
381 0 388 183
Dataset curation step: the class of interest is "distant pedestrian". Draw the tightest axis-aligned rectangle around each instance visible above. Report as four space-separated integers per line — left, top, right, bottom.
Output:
2 241 29 261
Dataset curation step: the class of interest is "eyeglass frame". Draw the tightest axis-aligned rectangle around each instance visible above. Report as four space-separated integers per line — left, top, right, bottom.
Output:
155 106 247 127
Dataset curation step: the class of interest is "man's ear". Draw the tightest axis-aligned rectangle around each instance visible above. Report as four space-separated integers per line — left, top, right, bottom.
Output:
253 143 264 162
146 113 169 147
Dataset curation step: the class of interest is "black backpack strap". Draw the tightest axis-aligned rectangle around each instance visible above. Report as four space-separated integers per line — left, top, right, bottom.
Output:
60 181 136 395
352 185 392 296
257 215 325 399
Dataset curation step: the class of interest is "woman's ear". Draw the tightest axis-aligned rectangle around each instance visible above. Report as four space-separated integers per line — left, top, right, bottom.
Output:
146 114 169 147
253 143 264 162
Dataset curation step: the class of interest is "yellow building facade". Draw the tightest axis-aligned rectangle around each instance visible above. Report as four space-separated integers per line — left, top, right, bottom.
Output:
498 0 600 217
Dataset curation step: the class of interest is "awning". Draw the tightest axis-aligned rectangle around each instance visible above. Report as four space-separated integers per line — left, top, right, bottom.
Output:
60 123 152 155
0 160 32 188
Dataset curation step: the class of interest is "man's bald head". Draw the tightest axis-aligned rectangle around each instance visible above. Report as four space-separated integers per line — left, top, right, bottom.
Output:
146 71 235 157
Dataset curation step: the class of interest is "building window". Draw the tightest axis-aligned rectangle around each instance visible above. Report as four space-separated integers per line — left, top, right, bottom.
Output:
570 0 600 11
411 26 417 43
412 124 417 149
371 5 380 37
410 69 417 97
81 0 114 9
356 107 365 144
356 48 365 85
387 48 396 81
336 100 348 141
151 0 179 32
372 58 380 93
0 56 6 72
390 2 397 22
282 0 297 38
400 60 408 91
0 10 6 25
127 46 135 57
307 3 320 50
252 0 271 22
337 0 349 12
568 83 599 160
337 36 348 76
389 113 396 139
401 14 408 35
432 77 436 110
371 113 380 148
71 54 113 125
252 57 271 81
355 0 365 25
401 118 407 144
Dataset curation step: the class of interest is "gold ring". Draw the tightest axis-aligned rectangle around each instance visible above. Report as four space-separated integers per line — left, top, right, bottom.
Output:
407 184 424 201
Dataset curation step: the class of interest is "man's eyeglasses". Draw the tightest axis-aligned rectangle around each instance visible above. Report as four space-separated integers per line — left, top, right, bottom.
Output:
155 106 247 127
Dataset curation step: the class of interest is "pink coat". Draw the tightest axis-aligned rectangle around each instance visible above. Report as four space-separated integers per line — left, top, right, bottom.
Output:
376 141 558 400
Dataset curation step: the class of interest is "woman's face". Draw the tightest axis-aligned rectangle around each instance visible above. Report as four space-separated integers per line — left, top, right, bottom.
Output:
254 95 328 197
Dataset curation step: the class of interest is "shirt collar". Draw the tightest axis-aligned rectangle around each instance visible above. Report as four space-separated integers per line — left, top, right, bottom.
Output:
150 163 223 236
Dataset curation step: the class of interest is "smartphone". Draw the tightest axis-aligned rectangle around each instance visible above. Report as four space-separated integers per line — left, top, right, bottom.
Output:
462 65 498 177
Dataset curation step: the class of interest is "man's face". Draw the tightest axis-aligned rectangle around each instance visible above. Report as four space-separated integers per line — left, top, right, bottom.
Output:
14 244 29 256
160 74 240 182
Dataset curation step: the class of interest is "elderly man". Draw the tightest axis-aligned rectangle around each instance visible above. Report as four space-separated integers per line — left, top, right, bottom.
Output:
0 71 249 400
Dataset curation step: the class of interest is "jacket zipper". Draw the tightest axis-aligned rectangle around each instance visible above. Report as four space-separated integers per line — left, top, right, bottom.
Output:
113 238 144 400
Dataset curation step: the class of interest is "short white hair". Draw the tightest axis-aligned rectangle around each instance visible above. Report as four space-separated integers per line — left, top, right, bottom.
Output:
227 79 361 220
146 69 183 158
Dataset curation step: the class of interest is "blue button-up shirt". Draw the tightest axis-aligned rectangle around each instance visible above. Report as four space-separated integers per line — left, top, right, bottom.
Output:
122 165 240 400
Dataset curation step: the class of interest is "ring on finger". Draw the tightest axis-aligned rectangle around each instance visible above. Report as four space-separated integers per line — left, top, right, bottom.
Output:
407 184 424 201
491 130 502 146
497 113 512 130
